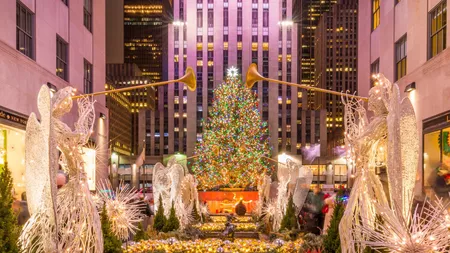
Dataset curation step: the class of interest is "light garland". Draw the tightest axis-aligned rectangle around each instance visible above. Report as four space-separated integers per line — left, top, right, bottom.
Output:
193 222 257 232
191 76 270 189
124 238 304 253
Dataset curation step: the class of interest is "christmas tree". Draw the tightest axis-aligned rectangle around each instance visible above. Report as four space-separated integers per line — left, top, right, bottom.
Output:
100 202 123 253
133 223 149 242
162 202 180 232
323 192 345 253
280 194 298 231
153 196 167 232
191 201 201 223
192 70 270 189
0 163 20 253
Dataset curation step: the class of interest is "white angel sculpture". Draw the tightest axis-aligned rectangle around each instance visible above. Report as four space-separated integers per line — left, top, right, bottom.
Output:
20 86 103 253
339 74 419 253
152 157 185 216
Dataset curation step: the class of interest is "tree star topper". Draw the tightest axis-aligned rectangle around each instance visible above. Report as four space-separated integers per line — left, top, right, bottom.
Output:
227 66 239 78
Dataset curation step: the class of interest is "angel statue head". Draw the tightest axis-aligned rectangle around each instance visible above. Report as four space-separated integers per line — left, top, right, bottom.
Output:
368 74 391 116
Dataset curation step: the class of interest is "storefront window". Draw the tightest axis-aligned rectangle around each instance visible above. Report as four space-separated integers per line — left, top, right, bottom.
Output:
0 124 26 198
423 127 450 200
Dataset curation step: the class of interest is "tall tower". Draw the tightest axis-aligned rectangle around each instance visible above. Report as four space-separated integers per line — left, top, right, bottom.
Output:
164 0 301 158
122 0 172 156
294 0 337 109
314 0 358 149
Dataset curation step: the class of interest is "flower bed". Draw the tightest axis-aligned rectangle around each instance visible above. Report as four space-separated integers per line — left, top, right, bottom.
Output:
125 238 304 253
194 222 257 232
210 216 254 223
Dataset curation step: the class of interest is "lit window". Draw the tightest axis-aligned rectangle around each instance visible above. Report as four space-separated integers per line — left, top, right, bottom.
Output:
174 55 179 62
237 42 242 50
208 61 214 66
372 0 380 31
223 42 228 49
252 42 258 51
197 60 203 66
263 42 269 51
395 35 407 80
429 1 447 58
56 36 68 81
370 58 380 87
197 43 203 50
207 43 213 50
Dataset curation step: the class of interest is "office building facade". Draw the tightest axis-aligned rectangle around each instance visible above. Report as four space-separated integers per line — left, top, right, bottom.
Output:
358 0 450 200
295 0 338 109
159 0 330 160
314 0 358 149
0 0 109 194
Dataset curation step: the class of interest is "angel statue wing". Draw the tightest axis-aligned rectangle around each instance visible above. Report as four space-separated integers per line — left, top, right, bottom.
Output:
23 85 58 252
292 166 313 210
386 79 418 221
152 162 171 213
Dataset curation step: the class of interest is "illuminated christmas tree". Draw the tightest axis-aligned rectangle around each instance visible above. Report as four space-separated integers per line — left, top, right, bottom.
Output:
192 67 270 189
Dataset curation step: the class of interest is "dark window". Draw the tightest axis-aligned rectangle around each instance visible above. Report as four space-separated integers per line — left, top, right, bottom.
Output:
372 0 380 31
429 1 447 58
84 59 93 94
61 0 68 5
84 0 92 32
197 9 202 27
56 36 68 81
16 2 34 59
237 8 242 26
252 9 258 26
224 7 228 26
395 35 407 80
263 10 269 27
208 9 213 27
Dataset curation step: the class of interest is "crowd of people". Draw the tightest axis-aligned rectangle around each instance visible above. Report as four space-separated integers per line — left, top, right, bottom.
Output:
299 185 349 235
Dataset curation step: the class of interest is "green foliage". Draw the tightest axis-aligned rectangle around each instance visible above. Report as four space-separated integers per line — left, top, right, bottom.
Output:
191 201 201 223
133 222 149 242
162 202 180 232
235 200 247 216
323 202 344 252
300 233 325 253
153 196 167 232
280 194 298 231
0 163 20 253
100 202 123 253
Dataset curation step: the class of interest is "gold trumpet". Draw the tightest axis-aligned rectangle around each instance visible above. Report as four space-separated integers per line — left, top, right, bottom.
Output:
72 67 196 99
245 63 368 102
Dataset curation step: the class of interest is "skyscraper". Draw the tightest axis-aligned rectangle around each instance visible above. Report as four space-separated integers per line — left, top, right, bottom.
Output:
294 0 337 109
314 0 358 148
161 0 312 159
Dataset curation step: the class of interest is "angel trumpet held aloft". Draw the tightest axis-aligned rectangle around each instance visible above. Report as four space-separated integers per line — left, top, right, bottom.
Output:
339 74 419 253
20 85 103 253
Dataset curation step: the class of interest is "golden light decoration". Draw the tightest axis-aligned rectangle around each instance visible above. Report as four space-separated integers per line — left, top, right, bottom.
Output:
97 180 145 240
124 238 304 253
193 222 256 232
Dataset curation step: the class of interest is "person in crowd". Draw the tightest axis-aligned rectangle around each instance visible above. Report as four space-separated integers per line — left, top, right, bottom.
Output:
139 195 152 230
13 191 30 226
304 185 325 234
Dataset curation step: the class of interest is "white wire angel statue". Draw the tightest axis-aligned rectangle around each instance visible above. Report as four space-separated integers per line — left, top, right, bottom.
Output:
339 74 418 253
20 86 103 252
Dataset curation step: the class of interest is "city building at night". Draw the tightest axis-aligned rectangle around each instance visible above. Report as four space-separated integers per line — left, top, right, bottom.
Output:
314 0 358 149
358 0 450 201
163 0 330 161
0 0 109 194
294 0 338 109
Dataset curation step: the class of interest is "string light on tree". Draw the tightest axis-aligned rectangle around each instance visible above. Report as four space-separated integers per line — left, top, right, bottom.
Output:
191 73 270 189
